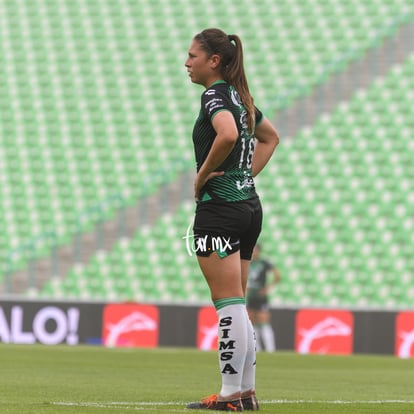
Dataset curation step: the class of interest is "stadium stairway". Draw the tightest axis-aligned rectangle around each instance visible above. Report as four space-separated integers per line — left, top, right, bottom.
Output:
2 19 414 296
274 20 414 138
2 169 194 294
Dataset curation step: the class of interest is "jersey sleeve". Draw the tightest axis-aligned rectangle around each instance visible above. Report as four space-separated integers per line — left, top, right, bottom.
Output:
201 87 231 122
201 86 264 127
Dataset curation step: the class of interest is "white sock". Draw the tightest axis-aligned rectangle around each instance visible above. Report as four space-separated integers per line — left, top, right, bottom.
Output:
241 314 256 393
261 323 276 352
253 325 262 352
215 299 248 398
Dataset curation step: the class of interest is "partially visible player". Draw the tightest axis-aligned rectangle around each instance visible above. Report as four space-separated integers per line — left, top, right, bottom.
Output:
247 244 281 352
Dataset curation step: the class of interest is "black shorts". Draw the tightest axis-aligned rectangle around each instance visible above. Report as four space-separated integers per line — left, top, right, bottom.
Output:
247 296 269 312
193 197 262 260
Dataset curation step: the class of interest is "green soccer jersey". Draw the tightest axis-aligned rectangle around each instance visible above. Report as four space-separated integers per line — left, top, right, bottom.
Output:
247 259 274 299
192 80 263 203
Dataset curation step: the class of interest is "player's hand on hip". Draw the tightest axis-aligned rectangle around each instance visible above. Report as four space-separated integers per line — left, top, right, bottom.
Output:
194 171 224 201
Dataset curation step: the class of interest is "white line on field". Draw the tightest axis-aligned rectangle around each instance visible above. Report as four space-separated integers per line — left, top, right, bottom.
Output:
52 399 414 409
265 399 414 404
52 401 188 412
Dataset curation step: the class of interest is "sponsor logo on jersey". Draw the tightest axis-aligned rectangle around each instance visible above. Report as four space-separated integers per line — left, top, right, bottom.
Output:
236 177 254 190
230 88 242 106
205 97 224 114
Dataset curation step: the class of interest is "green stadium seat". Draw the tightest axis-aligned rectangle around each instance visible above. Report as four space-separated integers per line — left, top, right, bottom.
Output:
2 0 414 306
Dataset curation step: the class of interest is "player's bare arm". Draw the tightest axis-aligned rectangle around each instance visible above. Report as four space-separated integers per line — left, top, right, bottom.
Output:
252 117 279 177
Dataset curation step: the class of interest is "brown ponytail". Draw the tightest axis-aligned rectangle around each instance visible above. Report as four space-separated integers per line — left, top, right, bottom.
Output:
194 28 255 133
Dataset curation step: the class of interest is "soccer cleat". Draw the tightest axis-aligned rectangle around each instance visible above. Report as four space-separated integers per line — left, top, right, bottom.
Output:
186 394 243 411
241 391 259 411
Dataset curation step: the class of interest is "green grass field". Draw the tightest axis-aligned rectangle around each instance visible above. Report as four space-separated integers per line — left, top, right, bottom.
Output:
1 344 414 413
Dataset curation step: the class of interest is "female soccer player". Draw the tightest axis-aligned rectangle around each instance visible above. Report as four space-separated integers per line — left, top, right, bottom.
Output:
185 28 279 411
247 244 281 352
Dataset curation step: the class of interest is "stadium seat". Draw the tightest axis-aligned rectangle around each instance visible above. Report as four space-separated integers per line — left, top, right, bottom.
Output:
2 0 414 307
